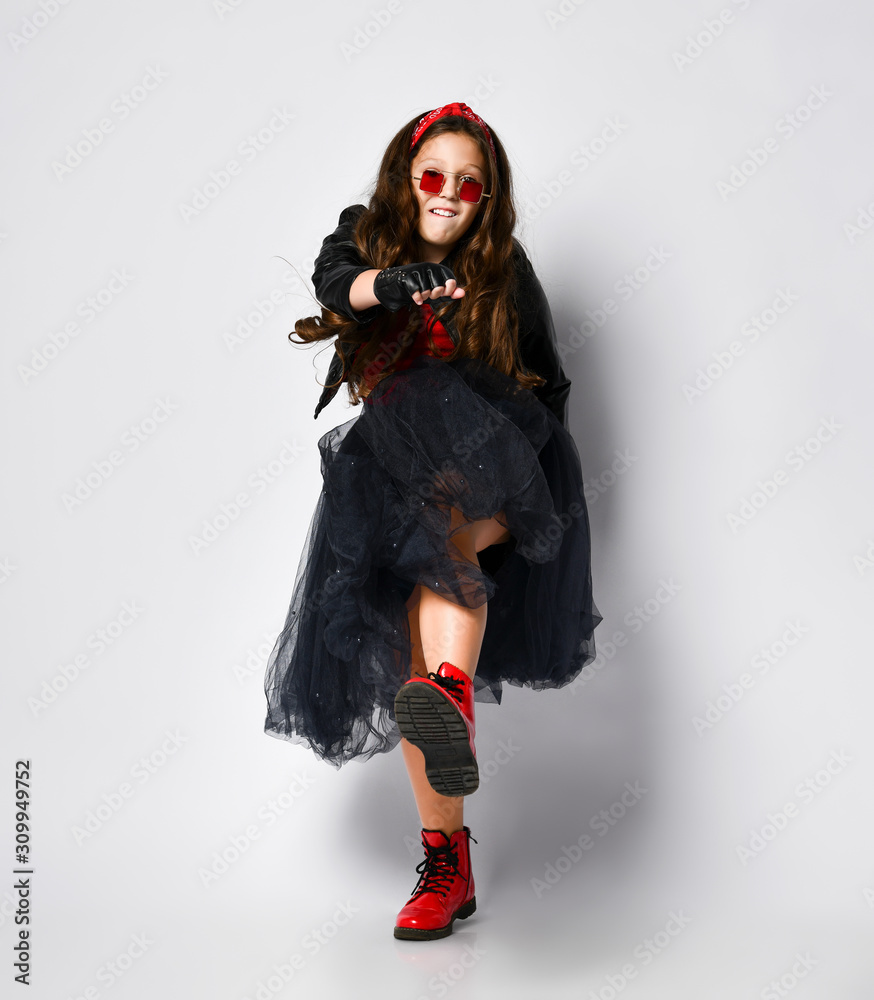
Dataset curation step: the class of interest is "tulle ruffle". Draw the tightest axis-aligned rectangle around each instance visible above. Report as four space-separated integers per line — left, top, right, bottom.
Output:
264 355 602 767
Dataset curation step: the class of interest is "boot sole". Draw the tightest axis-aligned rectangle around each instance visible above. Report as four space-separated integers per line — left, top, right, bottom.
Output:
394 684 479 797
393 896 477 940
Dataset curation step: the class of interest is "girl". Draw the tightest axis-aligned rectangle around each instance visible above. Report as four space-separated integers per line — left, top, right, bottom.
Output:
264 102 602 940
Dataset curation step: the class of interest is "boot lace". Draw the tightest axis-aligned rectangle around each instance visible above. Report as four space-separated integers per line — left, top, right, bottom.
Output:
425 670 465 707
409 834 478 901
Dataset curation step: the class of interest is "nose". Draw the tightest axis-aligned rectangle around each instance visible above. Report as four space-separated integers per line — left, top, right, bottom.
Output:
438 173 460 200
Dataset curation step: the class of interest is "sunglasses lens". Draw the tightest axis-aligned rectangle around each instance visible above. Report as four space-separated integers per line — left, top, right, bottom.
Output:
459 178 484 203
419 169 443 193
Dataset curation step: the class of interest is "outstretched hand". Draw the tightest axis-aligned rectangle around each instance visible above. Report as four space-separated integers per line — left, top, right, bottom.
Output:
373 262 466 312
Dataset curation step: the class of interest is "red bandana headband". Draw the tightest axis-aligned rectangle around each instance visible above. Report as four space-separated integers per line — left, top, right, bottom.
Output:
409 102 496 161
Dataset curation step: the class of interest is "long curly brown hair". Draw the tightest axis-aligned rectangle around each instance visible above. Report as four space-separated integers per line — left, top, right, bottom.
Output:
290 109 546 405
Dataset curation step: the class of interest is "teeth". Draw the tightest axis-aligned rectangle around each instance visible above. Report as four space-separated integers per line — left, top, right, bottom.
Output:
430 209 456 217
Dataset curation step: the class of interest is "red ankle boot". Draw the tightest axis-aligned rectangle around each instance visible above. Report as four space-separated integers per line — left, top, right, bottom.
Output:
394 661 478 796
394 826 477 940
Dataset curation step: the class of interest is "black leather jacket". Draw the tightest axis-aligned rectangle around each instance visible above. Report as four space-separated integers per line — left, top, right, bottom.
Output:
310 204 572 429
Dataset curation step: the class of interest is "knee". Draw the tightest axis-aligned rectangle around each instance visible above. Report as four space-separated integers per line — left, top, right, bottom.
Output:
471 518 512 553
448 508 511 554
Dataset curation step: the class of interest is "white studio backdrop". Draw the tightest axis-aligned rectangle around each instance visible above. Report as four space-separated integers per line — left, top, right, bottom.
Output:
2 0 872 997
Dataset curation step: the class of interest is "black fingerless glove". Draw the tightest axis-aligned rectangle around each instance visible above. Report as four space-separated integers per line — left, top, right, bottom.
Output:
372 262 458 312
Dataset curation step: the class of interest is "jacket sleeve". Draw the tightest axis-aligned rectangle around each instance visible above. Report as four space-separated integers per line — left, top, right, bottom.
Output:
514 248 572 429
311 203 383 325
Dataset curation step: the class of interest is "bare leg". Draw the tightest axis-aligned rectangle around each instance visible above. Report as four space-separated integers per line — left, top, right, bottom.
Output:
399 510 511 835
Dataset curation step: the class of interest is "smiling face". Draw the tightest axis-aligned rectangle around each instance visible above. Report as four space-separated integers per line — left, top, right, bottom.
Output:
409 131 489 263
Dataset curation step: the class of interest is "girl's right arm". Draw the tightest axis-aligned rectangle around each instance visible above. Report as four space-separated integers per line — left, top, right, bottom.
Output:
312 204 381 323
349 268 382 312
313 204 463 317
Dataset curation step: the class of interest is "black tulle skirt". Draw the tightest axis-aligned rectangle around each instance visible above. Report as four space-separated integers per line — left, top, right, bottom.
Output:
263 355 602 767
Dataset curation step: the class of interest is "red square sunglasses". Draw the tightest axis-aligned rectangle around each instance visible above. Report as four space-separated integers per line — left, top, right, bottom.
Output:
412 168 492 205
